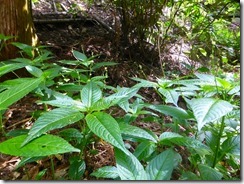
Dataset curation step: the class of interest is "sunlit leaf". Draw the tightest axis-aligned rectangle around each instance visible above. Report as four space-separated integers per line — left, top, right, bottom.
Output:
40 91 86 111
0 135 80 157
115 148 147 180
59 128 83 144
0 62 27 77
221 135 240 156
119 123 158 143
188 98 233 130
146 104 191 119
72 50 87 61
85 112 127 153
25 65 43 77
92 62 117 70
159 132 211 155
146 149 180 180
158 88 179 106
180 171 200 180
22 108 84 146
133 141 157 161
81 81 102 109
105 87 139 106
91 166 119 179
12 42 34 58
0 78 43 110
68 158 86 180
198 164 223 180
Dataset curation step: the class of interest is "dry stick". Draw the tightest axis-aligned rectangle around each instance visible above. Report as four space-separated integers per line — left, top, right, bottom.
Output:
60 3 68 12
89 13 115 34
52 0 57 13
7 117 32 129
0 114 5 136
33 17 86 23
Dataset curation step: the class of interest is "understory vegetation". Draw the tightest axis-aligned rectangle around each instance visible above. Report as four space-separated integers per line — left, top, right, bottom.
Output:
0 0 240 180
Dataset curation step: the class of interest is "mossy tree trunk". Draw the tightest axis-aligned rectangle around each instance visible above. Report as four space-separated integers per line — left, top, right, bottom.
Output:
0 0 38 60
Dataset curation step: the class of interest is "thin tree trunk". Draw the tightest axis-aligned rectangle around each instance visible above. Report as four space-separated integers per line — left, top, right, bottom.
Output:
0 0 38 60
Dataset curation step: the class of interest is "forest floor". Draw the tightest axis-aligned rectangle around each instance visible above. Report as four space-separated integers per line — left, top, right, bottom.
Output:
1 0 196 180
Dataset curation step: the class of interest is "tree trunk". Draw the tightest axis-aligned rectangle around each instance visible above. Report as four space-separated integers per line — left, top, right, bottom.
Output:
0 0 38 60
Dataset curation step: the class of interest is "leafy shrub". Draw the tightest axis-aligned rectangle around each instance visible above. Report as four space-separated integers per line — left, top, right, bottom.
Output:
0 37 240 180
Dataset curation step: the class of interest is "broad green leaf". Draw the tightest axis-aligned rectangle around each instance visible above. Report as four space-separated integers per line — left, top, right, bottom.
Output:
133 141 157 161
0 78 37 89
59 128 83 144
56 84 84 92
87 87 139 112
12 42 34 58
199 48 207 56
0 134 80 157
105 87 139 106
188 98 233 130
115 147 147 180
198 164 223 180
72 50 87 61
0 62 27 77
216 77 231 89
22 108 84 146
157 78 173 88
228 85 240 95
89 98 112 112
146 104 191 120
158 88 179 106
81 81 102 109
91 166 119 179
180 171 200 180
57 60 82 66
41 67 61 79
159 132 211 155
159 132 182 140
35 169 47 180
33 50 53 63
195 73 216 84
40 91 86 111
85 112 127 153
72 50 93 67
92 62 117 70
68 159 86 180
119 123 157 143
90 76 108 82
146 149 180 180
221 135 240 156
25 65 43 77
132 77 158 88
16 156 45 170
6 129 29 137
0 34 15 40
205 131 219 151
173 79 202 86
0 78 42 110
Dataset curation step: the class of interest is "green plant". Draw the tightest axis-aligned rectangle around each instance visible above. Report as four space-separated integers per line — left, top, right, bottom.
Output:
130 71 240 180
0 39 240 180
174 0 240 69
0 48 140 179
109 0 167 47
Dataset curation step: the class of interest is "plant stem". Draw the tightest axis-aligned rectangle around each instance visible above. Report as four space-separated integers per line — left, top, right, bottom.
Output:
0 114 6 136
212 116 225 168
50 156 55 179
